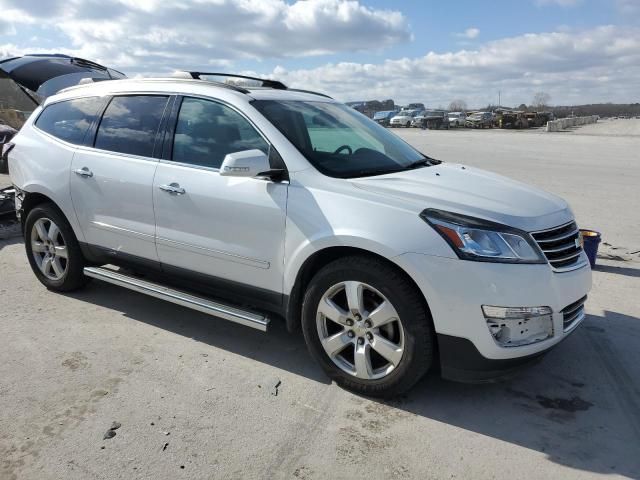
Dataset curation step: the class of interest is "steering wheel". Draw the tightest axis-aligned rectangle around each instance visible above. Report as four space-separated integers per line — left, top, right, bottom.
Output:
333 145 352 155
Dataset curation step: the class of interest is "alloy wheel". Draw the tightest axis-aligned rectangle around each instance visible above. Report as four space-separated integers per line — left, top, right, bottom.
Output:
30 217 68 281
316 281 405 380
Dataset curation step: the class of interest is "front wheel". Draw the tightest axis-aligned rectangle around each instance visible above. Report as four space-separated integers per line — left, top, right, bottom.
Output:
24 203 89 291
301 256 434 398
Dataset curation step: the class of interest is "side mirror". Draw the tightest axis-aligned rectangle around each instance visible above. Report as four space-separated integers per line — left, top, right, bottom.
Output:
219 149 271 178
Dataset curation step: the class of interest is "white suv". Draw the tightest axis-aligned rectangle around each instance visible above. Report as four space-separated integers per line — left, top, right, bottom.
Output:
7 74 591 397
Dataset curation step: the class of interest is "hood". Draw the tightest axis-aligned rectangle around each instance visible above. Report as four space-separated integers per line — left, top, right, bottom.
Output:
351 163 573 231
0 54 126 105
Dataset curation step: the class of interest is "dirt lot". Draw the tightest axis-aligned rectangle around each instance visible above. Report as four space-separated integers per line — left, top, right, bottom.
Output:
1 121 639 480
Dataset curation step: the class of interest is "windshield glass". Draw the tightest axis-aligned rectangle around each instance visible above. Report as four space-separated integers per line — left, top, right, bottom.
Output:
253 100 428 178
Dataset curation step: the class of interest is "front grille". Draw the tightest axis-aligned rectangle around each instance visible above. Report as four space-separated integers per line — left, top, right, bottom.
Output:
561 295 587 331
531 221 584 271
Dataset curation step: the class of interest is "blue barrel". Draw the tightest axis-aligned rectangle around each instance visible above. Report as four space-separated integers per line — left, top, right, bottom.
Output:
580 230 601 268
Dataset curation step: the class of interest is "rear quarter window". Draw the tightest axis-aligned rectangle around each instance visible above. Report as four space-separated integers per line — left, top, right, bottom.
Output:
34 97 104 145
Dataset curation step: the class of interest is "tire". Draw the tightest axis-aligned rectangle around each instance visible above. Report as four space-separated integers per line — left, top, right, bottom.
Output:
301 255 434 398
24 203 89 292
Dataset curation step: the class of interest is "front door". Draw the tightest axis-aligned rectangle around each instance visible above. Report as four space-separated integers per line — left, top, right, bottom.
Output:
70 94 169 261
152 96 288 298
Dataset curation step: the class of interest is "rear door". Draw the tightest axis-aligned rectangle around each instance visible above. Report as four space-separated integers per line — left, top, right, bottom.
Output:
152 95 288 301
70 94 170 262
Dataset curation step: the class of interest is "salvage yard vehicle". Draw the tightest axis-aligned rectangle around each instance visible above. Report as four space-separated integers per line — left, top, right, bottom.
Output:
447 112 466 127
496 110 528 129
525 112 552 128
466 111 494 128
412 110 449 130
7 73 592 397
372 110 397 127
390 109 420 127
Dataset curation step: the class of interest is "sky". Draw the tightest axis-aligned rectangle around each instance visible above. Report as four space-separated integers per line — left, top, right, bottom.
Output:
1 0 639 107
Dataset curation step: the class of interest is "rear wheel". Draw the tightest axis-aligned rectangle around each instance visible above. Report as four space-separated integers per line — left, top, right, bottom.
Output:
24 203 89 291
302 256 434 398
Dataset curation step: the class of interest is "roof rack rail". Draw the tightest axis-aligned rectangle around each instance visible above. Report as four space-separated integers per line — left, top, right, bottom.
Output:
179 72 333 98
188 72 288 90
288 88 333 99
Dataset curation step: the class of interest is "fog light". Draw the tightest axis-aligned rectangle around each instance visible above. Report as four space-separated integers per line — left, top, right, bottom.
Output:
482 305 553 347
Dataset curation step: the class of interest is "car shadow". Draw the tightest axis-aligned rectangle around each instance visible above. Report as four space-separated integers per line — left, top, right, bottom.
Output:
67 281 331 385
66 282 640 477
593 263 640 278
383 310 640 477
0 233 22 251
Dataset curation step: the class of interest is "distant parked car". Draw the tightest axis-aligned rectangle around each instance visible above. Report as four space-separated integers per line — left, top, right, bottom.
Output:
466 112 493 129
390 110 419 128
448 112 466 127
412 110 450 130
372 110 397 127
496 111 528 129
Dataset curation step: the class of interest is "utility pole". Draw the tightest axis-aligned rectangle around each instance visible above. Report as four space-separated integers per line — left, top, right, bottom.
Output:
498 91 501 107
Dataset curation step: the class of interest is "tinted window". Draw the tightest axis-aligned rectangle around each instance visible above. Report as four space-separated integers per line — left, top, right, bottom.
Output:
35 97 103 144
172 97 268 168
95 95 168 157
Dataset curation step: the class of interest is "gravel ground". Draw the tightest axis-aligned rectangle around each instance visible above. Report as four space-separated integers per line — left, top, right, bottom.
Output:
1 121 639 480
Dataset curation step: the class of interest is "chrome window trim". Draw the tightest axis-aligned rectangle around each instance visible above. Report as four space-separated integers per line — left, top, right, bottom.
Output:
35 90 277 168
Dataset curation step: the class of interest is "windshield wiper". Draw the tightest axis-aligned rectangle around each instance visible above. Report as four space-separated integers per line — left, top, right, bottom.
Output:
405 156 441 169
345 167 406 178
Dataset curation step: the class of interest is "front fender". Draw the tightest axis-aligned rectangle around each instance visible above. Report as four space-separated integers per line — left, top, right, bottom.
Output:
283 232 404 293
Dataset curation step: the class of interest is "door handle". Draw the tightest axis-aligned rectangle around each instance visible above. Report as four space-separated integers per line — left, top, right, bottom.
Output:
73 167 93 178
159 183 186 195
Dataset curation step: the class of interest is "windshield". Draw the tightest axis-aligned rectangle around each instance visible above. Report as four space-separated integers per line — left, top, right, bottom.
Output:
252 100 430 178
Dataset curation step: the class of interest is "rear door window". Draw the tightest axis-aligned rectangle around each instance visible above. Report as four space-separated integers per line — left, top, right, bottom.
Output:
95 95 169 157
34 97 104 145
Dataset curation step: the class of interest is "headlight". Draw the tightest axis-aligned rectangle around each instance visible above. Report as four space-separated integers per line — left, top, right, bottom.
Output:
420 209 546 264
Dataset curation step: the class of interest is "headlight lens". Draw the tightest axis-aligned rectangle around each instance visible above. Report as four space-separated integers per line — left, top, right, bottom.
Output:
421 209 545 264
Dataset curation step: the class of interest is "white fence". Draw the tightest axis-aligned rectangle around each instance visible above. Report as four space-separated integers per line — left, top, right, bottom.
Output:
546 115 599 132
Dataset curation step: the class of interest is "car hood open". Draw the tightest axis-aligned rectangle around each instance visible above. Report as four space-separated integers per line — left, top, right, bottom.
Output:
0 54 126 105
351 163 573 231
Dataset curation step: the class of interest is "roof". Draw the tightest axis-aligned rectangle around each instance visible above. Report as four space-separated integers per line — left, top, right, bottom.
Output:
55 77 334 104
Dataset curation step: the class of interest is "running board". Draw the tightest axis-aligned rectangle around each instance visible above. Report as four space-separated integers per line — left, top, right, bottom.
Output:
83 267 270 331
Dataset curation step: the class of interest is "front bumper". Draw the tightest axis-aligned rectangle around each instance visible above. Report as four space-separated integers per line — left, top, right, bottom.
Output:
395 252 592 381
